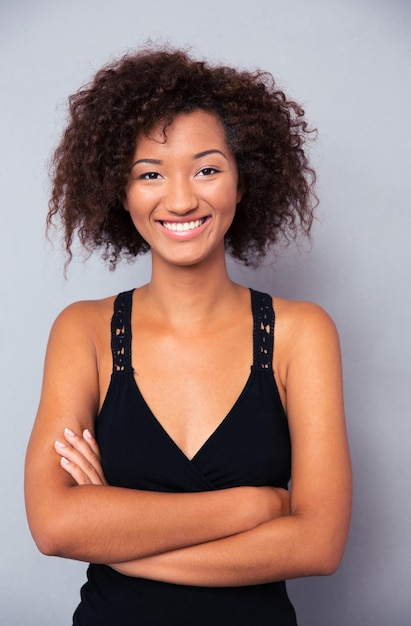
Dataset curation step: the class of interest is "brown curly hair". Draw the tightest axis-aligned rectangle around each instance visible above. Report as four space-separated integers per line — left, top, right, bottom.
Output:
48 46 317 268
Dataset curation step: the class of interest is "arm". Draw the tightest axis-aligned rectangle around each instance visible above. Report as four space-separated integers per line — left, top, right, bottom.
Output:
110 303 352 585
24 301 289 564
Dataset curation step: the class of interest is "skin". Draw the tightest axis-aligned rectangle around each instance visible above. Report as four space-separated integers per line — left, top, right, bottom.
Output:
25 110 352 587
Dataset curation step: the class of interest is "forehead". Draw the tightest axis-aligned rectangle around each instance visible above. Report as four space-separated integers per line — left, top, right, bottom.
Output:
135 110 229 153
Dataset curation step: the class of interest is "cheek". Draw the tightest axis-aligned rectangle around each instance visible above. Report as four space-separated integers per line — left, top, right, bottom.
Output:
126 185 160 216
123 191 147 221
123 197 145 231
128 210 147 234
127 211 151 245
221 189 240 217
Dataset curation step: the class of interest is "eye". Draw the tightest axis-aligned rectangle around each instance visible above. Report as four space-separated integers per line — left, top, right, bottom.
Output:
139 171 163 180
197 167 219 177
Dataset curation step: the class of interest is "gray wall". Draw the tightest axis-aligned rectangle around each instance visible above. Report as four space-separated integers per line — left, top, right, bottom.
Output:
1 0 410 623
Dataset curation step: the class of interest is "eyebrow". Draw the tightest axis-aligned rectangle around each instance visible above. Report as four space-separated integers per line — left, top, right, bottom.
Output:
130 149 228 170
193 149 228 160
131 158 162 168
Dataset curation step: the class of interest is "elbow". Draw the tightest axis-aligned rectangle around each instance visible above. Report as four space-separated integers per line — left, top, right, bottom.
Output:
28 512 74 558
310 540 346 577
295 510 351 577
30 522 64 558
314 552 342 576
34 535 61 558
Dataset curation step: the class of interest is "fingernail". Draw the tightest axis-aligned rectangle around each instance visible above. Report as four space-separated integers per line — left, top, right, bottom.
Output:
61 457 70 465
84 429 92 439
55 440 66 448
65 428 75 437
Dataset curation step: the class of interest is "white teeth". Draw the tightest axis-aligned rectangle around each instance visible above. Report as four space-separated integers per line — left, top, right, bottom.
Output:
162 219 205 232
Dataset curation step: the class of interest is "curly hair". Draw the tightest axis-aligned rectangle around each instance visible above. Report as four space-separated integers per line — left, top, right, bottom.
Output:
48 46 317 268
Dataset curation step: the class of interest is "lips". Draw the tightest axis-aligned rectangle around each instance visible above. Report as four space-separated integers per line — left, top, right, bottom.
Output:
159 218 208 233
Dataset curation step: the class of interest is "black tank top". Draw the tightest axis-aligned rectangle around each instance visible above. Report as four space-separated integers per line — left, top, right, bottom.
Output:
72 289 297 625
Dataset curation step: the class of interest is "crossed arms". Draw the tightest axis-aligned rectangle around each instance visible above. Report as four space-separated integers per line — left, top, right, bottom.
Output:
24 299 352 587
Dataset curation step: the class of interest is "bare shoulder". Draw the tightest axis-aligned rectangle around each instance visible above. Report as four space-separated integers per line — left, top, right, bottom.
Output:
52 295 115 330
271 297 341 384
37 295 119 428
273 297 339 342
41 295 117 387
48 295 116 348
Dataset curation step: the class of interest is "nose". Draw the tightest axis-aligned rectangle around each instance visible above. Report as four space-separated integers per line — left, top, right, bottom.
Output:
164 176 199 215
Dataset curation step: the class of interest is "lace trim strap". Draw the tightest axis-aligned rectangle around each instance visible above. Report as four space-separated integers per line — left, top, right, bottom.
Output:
111 290 134 373
110 288 272 373
250 289 274 370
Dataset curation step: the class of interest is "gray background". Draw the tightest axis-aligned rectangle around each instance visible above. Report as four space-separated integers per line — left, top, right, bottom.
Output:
1 0 410 624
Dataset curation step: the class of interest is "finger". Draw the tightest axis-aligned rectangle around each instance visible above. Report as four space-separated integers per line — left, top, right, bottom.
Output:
63 428 108 485
54 440 105 485
60 456 93 485
64 427 98 459
64 428 104 471
83 428 102 458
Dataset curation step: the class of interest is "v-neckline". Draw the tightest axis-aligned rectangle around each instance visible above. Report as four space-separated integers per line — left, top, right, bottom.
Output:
112 286 270 462
130 368 255 462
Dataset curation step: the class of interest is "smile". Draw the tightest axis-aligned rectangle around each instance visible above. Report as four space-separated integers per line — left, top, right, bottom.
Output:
159 218 207 233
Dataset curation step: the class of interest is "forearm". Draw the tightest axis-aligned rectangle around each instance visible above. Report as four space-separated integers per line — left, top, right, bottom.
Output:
111 512 346 587
27 481 281 563
27 416 290 564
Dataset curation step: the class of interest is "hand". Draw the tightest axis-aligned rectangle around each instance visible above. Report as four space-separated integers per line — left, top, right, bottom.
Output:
273 487 291 517
54 428 108 486
255 486 291 522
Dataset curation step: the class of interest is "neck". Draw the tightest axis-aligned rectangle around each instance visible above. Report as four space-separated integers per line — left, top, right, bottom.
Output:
139 250 241 328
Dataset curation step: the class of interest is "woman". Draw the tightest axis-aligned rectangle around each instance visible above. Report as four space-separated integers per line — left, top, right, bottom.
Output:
25 47 352 625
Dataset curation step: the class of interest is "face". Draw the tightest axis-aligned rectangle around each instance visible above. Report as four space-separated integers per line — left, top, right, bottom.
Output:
124 109 243 268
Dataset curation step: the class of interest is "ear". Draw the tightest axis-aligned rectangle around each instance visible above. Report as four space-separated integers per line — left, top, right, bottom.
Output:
236 178 245 203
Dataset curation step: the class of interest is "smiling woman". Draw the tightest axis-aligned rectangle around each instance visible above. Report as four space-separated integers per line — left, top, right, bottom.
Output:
46 47 316 269
124 110 241 267
25 46 351 626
